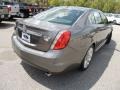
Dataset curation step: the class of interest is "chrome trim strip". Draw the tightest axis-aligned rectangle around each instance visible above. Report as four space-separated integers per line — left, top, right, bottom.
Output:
18 37 36 47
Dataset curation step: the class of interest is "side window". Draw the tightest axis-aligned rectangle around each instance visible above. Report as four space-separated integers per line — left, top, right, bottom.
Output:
88 13 96 24
94 12 102 24
100 12 108 24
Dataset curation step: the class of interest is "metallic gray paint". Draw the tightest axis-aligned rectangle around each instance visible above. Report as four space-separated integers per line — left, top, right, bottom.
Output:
12 6 113 73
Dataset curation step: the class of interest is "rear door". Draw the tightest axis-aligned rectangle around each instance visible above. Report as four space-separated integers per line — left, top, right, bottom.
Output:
93 11 108 46
99 11 112 39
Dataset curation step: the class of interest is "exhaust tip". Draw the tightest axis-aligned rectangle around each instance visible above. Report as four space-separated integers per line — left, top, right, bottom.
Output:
45 72 52 77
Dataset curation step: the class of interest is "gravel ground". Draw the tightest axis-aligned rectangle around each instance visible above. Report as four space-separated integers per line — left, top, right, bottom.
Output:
0 21 120 90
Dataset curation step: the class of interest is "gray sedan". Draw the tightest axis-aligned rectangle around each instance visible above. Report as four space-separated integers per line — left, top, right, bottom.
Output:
12 6 113 74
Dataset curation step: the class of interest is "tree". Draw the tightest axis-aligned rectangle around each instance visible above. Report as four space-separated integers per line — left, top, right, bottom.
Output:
22 0 120 13
114 1 120 13
49 0 60 6
102 0 115 13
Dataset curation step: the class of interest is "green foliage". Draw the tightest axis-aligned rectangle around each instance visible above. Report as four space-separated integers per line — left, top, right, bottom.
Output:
102 0 115 13
49 0 60 6
48 0 120 13
23 0 120 13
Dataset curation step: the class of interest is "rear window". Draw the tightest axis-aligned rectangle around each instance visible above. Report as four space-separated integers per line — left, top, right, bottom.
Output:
94 12 102 24
33 8 85 25
2 2 16 5
19 3 28 6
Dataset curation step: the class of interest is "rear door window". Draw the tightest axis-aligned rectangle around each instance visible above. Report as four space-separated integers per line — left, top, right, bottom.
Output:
100 12 108 24
2 2 13 5
88 13 96 24
94 12 102 24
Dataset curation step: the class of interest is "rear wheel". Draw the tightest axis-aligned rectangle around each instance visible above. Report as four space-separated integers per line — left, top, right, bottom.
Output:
20 12 25 18
81 46 94 71
20 12 29 18
9 16 13 20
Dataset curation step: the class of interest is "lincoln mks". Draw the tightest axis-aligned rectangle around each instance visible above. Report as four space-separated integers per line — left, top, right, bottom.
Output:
12 6 113 74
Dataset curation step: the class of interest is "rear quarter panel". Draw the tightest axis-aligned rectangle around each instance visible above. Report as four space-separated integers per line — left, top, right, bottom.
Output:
68 11 94 64
69 25 93 64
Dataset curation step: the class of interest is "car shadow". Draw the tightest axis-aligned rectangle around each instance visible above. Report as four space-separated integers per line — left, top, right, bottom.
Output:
21 40 116 90
6 19 16 22
0 22 15 29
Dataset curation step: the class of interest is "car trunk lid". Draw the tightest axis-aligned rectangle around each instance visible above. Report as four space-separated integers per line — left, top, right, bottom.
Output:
16 18 71 52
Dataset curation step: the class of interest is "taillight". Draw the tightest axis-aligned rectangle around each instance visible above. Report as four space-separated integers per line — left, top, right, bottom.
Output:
7 6 11 12
29 9 32 12
52 31 71 50
29 7 32 12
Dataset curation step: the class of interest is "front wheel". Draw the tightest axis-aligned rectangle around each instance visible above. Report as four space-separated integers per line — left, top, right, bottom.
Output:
106 32 112 44
81 46 94 71
0 20 2 23
113 20 117 24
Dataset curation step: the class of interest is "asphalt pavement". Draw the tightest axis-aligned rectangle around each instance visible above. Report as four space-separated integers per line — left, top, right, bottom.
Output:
0 20 120 90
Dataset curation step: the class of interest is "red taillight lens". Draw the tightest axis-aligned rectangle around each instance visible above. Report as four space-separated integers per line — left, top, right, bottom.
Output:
7 6 11 12
29 9 32 12
53 31 71 50
29 7 32 12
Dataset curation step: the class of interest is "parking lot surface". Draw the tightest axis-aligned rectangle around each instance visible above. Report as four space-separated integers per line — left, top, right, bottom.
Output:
0 21 120 90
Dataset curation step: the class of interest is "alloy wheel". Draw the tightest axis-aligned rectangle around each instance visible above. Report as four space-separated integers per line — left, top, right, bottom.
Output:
83 47 94 69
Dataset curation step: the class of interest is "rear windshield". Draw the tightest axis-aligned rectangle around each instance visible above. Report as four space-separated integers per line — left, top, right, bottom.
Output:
33 8 85 25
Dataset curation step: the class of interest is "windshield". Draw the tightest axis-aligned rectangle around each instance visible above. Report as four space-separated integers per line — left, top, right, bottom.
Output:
114 15 120 18
19 3 28 6
33 8 85 25
108 14 113 17
104 13 113 17
1 1 17 5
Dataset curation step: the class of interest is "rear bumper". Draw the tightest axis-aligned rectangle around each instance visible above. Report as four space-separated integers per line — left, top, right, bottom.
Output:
12 35 72 73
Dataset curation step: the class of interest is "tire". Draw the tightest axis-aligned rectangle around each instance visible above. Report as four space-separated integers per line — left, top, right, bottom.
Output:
0 20 2 23
106 32 112 44
24 13 29 18
9 16 13 20
81 46 94 71
20 12 25 18
113 20 117 24
20 12 29 18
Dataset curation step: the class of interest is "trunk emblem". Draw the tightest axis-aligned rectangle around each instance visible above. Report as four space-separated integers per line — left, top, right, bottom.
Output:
23 25 27 32
43 36 51 42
